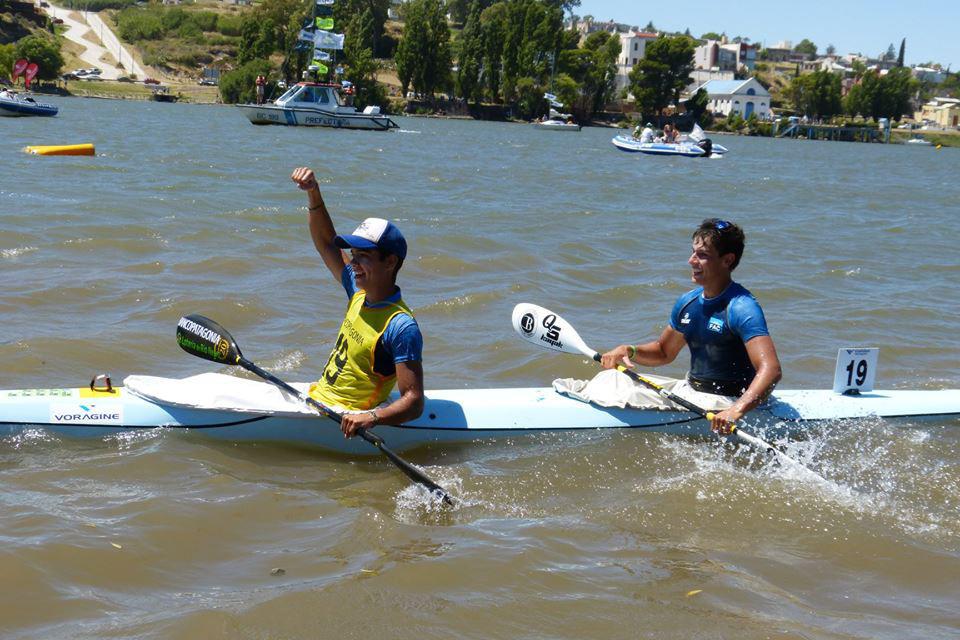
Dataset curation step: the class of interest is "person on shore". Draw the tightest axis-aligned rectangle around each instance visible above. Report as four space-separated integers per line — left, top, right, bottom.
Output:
255 74 266 105
600 219 782 433
290 167 425 438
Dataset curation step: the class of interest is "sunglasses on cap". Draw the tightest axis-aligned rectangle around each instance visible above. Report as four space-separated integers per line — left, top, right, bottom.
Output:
714 220 732 230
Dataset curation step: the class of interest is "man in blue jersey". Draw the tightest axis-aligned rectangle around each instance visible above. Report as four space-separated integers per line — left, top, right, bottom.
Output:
600 219 782 433
290 167 424 438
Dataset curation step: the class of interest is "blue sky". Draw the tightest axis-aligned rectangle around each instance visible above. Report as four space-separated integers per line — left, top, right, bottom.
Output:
576 0 957 70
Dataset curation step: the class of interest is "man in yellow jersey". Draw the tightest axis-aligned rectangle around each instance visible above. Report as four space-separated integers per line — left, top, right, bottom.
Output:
291 167 425 438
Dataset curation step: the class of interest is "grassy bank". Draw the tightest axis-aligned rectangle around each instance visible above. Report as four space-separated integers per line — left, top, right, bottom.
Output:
62 79 220 103
890 128 960 147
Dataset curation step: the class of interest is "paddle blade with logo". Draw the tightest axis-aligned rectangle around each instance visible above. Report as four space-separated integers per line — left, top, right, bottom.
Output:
176 315 242 365
511 303 597 359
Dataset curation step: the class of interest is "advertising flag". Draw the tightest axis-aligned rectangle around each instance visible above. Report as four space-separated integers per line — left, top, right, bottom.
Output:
315 17 334 30
312 49 332 62
12 58 29 80
313 30 344 50
24 62 39 89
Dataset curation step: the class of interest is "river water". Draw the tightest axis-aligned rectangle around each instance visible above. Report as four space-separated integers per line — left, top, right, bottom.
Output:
2 98 958 639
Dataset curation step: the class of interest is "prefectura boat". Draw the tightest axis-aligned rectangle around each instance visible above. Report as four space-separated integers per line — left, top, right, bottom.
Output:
237 82 397 130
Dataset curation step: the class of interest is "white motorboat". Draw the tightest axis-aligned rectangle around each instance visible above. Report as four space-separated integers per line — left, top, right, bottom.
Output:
904 135 933 146
532 107 580 131
237 82 397 130
0 89 58 117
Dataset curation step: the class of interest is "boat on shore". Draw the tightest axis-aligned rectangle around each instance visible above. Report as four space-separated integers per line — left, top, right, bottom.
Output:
2 373 957 455
904 134 933 146
0 89 58 117
237 82 397 130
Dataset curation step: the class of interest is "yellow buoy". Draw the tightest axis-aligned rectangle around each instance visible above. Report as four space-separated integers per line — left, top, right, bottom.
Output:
23 143 96 156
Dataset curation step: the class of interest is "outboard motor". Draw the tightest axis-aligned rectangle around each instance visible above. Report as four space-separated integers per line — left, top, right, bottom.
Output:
697 138 713 157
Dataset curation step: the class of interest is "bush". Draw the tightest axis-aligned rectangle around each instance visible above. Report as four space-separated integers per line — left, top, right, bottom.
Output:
117 9 164 41
15 34 64 80
219 58 272 104
216 14 244 37
192 11 219 33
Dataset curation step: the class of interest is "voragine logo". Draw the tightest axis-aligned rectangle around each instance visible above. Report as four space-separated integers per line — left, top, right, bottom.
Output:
50 403 123 424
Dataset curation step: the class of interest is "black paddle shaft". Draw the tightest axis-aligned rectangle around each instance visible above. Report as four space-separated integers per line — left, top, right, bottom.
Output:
238 357 455 505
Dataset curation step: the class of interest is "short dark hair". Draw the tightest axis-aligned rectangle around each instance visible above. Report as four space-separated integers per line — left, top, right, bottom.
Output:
375 248 404 282
693 219 745 270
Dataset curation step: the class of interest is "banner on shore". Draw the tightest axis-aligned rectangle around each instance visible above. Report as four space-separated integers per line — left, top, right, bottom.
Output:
313 30 344 50
312 49 332 62
315 17 334 29
12 58 28 80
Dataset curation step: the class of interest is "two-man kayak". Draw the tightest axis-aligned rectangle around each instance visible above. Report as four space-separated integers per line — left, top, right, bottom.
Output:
2 373 957 455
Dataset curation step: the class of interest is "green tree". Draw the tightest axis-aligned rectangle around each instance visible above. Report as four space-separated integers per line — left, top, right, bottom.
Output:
627 35 694 118
395 0 452 98
15 34 64 81
826 43 836 55
447 0 470 25
456 0 485 103
344 8 388 109
480 1 508 100
700 32 722 40
503 0 564 100
787 70 841 118
686 86 710 126
793 38 817 57
896 38 905 67
220 58 272 103
843 67 917 121
335 0 391 57
236 0 306 67
557 29 619 116
0 43 16 82
883 43 896 61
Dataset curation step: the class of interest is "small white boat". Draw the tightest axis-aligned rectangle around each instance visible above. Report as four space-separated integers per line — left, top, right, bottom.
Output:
532 107 580 131
905 135 933 146
2 373 957 455
0 89 58 117
237 82 397 131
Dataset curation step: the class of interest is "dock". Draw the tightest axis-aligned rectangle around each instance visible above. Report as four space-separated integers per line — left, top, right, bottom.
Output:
774 118 891 143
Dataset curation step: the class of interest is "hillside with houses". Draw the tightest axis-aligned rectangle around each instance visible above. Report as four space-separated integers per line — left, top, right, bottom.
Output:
3 0 958 132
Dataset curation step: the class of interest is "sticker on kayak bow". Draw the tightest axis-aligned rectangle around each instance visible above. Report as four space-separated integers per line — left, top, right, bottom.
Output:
50 403 124 424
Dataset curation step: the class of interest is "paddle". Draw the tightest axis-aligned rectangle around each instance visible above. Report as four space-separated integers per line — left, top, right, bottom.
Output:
176 314 455 506
510 303 815 473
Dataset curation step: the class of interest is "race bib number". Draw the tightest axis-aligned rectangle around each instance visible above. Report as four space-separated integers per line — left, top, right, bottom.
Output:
833 348 879 394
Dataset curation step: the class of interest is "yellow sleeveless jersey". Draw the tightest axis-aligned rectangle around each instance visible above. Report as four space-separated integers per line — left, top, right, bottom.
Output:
309 291 415 410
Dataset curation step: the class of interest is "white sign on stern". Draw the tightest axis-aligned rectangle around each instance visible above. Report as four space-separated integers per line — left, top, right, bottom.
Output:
833 348 879 394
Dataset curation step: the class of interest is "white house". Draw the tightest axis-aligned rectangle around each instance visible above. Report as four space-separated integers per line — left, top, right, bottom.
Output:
694 78 771 119
615 31 659 92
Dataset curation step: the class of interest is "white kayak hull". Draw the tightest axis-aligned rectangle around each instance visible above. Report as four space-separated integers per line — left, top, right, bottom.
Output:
2 380 957 455
236 103 397 130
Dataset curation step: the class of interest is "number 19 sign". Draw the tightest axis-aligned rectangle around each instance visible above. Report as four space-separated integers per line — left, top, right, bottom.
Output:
833 347 879 394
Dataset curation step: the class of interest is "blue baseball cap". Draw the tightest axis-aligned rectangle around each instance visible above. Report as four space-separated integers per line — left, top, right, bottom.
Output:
334 217 407 260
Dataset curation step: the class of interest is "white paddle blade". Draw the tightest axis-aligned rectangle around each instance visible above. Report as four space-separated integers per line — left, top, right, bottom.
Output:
511 303 597 359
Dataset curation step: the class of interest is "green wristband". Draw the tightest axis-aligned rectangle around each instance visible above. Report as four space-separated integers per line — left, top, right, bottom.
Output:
626 344 636 358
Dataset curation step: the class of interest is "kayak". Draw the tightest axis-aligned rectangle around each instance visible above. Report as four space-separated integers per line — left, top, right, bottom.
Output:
2 374 958 455
611 135 728 157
